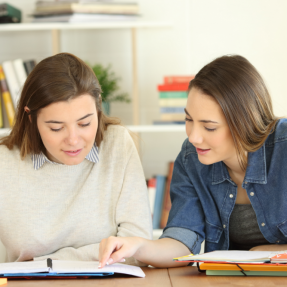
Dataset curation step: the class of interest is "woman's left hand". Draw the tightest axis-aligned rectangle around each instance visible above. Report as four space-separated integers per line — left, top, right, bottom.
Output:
250 244 287 251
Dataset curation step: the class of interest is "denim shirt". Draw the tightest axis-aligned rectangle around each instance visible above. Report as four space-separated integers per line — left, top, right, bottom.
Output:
160 118 287 255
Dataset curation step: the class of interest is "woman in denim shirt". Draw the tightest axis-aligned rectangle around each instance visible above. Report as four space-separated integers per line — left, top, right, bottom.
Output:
98 55 287 268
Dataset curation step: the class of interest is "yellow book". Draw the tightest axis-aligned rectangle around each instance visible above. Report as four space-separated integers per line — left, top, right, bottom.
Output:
0 89 3 128
0 65 15 127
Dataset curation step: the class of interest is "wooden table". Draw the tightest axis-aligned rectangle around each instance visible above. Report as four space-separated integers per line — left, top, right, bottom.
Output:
3 267 287 286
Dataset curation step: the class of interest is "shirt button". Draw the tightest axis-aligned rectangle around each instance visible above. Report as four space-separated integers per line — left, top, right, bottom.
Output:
244 181 248 184
250 192 254 196
223 224 226 228
229 194 234 198
277 240 280 243
261 223 265 227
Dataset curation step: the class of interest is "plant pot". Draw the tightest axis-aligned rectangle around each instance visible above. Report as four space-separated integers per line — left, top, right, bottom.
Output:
102 101 110 115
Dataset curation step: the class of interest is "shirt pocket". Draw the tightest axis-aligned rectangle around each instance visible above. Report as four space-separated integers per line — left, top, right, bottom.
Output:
205 220 223 243
277 219 287 239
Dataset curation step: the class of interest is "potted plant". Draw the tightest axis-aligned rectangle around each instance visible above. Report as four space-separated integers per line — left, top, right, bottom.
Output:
90 63 130 115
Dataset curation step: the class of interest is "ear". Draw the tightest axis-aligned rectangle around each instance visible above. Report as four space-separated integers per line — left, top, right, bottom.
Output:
24 106 32 123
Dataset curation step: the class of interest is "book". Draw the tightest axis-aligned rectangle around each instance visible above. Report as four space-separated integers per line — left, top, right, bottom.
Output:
34 1 139 15
160 113 185 121
270 252 287 263
32 13 139 23
0 3 22 23
0 89 3 129
206 270 287 276
157 83 189 92
159 98 187 107
164 75 194 84
160 162 174 229
153 121 185 125
173 250 280 264
152 175 166 229
159 91 188 99
0 65 15 127
2 61 21 109
148 177 156 217
23 60 36 75
13 59 27 88
160 107 185 114
0 259 145 278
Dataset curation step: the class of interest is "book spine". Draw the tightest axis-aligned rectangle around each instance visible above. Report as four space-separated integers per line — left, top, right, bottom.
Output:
164 75 194 84
153 121 185 125
23 60 36 75
2 61 20 109
148 178 157 216
159 98 187 107
0 3 21 22
160 162 174 229
157 83 189 92
152 175 166 229
160 107 185 114
13 59 27 88
159 91 188 99
0 66 15 127
0 89 3 128
160 113 185 121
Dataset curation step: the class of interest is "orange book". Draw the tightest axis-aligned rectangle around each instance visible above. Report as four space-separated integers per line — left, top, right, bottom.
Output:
164 75 195 84
160 162 174 229
0 65 15 127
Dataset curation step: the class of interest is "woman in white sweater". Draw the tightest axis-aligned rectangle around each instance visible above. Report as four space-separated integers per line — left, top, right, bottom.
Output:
0 53 152 264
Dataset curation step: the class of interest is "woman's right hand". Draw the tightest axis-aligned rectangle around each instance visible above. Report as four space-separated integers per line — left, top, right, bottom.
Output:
98 236 144 268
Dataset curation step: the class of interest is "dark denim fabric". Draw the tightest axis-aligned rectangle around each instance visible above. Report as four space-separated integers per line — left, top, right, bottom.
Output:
160 119 287 254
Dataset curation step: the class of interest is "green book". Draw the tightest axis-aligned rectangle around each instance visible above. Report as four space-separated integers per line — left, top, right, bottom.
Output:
0 3 22 23
206 270 287 276
159 91 188 99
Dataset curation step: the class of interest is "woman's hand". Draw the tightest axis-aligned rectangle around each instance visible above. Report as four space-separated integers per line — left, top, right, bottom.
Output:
250 244 287 251
98 236 144 268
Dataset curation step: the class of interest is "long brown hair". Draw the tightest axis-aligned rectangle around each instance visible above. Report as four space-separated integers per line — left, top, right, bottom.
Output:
0 52 120 158
189 55 278 170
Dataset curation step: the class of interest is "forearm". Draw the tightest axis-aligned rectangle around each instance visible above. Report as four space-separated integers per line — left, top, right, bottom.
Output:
250 244 287 251
134 237 191 268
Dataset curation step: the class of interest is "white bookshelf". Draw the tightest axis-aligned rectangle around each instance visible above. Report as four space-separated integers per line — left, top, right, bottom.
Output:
0 21 172 127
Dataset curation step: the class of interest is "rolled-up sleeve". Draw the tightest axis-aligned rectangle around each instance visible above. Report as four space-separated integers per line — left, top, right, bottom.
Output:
160 140 205 255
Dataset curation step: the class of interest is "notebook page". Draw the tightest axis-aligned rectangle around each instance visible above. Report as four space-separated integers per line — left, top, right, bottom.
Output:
52 260 145 277
0 260 49 274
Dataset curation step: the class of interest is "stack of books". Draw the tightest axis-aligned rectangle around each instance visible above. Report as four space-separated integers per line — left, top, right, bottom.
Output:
155 75 194 125
174 250 287 276
31 0 140 23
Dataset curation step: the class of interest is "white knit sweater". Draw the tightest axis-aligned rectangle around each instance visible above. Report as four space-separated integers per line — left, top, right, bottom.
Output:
0 125 152 264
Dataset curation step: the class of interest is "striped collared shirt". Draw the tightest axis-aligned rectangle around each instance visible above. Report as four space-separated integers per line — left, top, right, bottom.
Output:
31 144 99 170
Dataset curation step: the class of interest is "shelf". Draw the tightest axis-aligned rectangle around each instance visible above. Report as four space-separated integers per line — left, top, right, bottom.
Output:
0 21 172 32
126 125 185 132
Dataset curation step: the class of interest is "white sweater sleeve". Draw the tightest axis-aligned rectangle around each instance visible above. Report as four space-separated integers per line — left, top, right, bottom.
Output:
34 129 152 265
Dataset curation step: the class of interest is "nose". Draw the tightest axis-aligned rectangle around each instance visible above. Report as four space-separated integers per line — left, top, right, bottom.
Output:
65 127 79 146
186 124 203 145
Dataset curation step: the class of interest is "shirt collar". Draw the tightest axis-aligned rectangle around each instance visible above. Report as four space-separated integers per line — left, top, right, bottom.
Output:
31 144 99 170
211 143 267 185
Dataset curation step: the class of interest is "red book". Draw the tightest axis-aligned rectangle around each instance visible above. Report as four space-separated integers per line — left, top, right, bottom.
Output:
164 75 195 84
157 83 189 91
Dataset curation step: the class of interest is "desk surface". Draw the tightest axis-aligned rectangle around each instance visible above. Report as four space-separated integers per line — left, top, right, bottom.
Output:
4 266 287 287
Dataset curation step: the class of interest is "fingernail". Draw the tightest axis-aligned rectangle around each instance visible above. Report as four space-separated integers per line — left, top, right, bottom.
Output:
98 263 101 269
106 258 113 265
119 259 126 263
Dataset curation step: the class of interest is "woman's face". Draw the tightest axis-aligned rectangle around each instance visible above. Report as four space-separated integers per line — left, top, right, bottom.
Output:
185 87 237 166
37 94 98 165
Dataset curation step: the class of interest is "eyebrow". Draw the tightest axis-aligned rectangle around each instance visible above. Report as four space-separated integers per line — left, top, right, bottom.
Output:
184 108 219 124
45 113 94 124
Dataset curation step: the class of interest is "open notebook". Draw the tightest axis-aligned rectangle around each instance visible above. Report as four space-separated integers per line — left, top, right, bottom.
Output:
0 259 145 278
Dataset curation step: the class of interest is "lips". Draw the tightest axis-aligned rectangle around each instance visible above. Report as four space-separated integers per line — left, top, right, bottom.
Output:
196 147 210 155
63 149 82 156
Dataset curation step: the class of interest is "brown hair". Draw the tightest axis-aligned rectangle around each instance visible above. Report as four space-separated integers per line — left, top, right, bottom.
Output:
189 55 278 170
0 52 120 158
